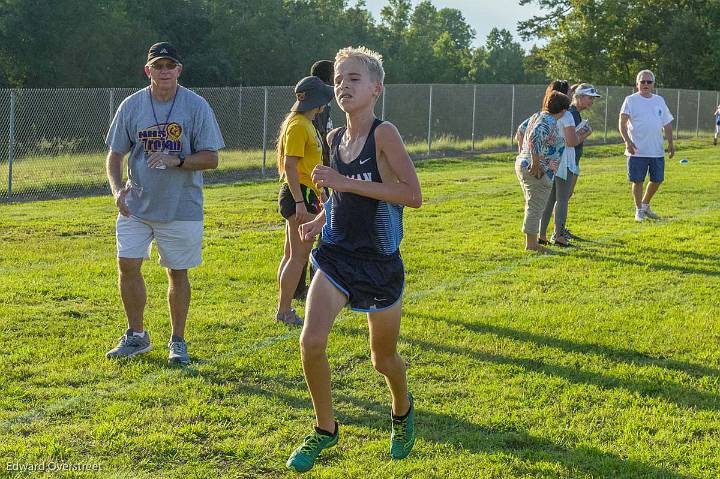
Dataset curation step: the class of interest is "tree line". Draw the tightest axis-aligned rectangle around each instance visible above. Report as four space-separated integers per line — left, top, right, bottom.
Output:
0 0 546 88
2 0 710 90
519 0 720 89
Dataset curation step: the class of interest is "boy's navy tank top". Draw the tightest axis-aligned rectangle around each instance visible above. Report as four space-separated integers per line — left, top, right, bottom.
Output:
320 118 404 256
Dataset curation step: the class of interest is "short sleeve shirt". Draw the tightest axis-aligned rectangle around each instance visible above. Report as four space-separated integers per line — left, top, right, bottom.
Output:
568 105 584 162
620 93 673 157
284 114 323 195
105 86 225 222
517 112 565 176
556 111 577 178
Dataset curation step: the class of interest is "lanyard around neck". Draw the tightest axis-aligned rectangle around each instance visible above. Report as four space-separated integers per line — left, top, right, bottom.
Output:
148 86 179 132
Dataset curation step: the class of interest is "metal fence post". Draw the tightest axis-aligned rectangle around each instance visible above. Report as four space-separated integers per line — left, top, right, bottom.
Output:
262 87 268 176
109 88 115 125
238 87 243 146
603 86 609 143
381 89 386 121
676 89 681 140
471 84 477 152
696 90 701 137
427 85 433 156
7 90 16 200
510 85 516 145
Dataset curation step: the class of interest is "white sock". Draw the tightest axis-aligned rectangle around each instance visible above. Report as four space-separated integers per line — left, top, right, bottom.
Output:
641 203 649 210
132 330 146 337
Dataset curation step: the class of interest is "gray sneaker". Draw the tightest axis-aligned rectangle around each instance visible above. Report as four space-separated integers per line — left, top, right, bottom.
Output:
643 205 660 220
276 308 303 326
168 338 190 365
106 329 152 359
562 227 580 240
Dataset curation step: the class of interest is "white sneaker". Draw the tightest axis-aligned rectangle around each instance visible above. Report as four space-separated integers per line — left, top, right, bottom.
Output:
643 205 660 220
635 209 645 222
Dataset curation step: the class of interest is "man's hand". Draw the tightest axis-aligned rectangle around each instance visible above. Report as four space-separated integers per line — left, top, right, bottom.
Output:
625 140 638 155
299 217 324 242
146 151 180 169
114 185 131 216
668 143 675 158
312 165 348 191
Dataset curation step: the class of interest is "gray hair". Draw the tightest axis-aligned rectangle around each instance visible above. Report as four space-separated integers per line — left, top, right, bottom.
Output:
571 83 590 105
636 70 655 82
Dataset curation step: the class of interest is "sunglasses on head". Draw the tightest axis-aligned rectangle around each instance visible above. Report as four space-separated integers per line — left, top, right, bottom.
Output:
150 62 179 71
639 80 654 85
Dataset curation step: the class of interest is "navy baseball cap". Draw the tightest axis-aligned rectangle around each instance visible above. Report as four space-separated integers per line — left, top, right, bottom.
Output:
291 76 334 112
147 42 181 65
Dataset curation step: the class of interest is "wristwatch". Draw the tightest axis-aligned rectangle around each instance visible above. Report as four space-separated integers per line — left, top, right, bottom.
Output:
177 153 185 168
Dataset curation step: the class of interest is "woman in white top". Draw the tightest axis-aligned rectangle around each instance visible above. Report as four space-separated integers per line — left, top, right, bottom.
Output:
538 80 584 246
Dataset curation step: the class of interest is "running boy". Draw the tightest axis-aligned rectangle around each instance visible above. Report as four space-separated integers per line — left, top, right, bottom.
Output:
286 47 422 472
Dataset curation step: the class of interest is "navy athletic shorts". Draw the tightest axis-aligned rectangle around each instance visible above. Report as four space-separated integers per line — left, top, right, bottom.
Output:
627 156 664 183
310 242 404 312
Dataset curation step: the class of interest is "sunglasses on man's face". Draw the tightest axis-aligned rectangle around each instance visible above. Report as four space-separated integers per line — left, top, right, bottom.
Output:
639 80 654 85
150 62 179 71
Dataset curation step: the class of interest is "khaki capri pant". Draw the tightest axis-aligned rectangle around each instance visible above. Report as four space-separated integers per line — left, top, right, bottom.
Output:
515 159 553 235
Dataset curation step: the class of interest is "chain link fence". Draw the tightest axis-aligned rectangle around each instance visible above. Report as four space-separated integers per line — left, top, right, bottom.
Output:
1 84 717 202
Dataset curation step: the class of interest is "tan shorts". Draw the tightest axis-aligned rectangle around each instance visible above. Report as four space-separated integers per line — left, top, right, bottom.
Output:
116 215 203 269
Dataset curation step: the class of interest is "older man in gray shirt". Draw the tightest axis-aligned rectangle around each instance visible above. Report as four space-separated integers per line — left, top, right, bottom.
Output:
105 42 224 364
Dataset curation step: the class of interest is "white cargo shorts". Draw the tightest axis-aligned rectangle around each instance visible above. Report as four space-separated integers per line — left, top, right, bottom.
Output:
116 214 203 269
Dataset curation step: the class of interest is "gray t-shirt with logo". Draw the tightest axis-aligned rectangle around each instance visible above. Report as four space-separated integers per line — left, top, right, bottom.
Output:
106 85 225 222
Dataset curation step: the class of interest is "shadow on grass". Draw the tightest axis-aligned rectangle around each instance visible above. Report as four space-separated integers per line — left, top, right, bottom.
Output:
210 372 693 479
574 250 720 277
641 246 720 265
394 313 720 413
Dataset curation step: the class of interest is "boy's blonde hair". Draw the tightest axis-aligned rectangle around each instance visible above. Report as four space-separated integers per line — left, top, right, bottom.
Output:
335 46 385 84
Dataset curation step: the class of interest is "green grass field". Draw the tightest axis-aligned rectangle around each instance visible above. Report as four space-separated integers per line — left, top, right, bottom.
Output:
1 141 719 478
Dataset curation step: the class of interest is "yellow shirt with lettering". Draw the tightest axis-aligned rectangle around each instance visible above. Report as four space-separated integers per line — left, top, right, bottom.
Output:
283 114 322 195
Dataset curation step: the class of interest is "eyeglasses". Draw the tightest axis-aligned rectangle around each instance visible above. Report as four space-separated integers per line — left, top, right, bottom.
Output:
150 62 179 71
639 80 654 85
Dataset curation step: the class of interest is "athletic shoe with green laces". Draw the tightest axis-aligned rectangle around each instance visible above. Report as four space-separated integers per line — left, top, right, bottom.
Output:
390 393 415 459
286 424 339 473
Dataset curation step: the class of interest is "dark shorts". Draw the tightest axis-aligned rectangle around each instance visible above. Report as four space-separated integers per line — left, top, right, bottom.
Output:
278 183 320 219
310 243 405 312
627 156 664 183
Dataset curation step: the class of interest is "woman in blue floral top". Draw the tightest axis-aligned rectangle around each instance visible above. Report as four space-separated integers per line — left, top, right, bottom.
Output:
515 91 571 252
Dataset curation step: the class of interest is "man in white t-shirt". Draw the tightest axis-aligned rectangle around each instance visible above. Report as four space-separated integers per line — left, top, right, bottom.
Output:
619 69 675 221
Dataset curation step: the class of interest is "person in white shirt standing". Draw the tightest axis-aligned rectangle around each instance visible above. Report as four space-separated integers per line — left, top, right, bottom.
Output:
619 70 675 221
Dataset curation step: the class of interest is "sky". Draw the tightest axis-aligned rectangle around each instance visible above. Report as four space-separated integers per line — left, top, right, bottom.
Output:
360 0 546 50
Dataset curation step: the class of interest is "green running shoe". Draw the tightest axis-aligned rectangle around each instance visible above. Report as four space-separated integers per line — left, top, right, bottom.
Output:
390 393 415 459
286 424 339 472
